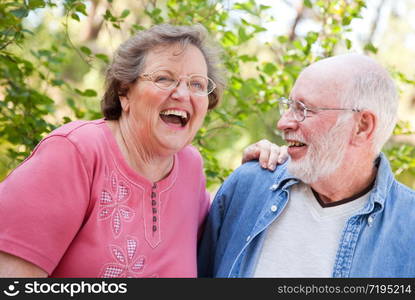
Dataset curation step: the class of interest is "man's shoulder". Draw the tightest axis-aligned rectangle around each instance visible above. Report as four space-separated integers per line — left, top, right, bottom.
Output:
391 180 415 201
376 153 415 204
227 160 288 187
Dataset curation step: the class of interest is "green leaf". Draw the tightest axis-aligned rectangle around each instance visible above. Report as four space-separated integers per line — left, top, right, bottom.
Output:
95 53 109 63
121 9 130 18
71 12 80 22
80 46 92 56
263 62 278 76
222 31 238 46
238 55 258 62
303 0 313 8
238 27 250 44
75 3 88 16
277 35 288 43
28 0 46 9
10 8 29 18
364 43 378 54
83 89 97 97
51 79 64 86
233 2 255 14
345 38 352 49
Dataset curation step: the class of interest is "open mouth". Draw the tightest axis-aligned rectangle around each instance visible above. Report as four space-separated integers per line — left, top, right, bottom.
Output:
159 109 190 127
287 140 307 148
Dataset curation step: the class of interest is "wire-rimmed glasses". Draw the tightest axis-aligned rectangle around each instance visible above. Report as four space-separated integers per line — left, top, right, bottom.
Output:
138 70 216 97
277 97 361 122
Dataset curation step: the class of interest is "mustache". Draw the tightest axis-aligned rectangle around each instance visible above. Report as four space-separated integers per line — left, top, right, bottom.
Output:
283 132 306 144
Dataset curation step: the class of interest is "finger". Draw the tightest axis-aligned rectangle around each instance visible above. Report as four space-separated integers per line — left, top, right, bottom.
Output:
266 144 281 171
258 142 271 169
241 145 260 164
277 145 289 164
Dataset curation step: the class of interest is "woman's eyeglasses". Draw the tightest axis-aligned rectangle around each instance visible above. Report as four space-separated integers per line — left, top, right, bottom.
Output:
139 70 216 96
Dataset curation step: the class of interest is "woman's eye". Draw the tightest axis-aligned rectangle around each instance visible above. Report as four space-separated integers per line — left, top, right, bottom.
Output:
155 76 174 83
190 81 204 90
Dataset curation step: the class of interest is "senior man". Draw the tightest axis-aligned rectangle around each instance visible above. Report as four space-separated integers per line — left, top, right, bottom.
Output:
198 54 415 278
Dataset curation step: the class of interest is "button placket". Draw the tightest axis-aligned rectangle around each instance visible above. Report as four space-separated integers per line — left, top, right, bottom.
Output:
151 183 158 233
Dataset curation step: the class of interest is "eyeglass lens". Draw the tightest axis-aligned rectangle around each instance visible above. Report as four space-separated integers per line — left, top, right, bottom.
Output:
278 98 305 122
149 71 213 95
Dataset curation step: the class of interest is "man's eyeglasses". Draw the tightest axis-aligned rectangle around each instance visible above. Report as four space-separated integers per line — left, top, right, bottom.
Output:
138 70 216 97
277 97 361 122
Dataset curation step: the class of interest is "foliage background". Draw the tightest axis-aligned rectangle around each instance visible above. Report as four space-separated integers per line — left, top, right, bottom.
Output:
1 0 415 193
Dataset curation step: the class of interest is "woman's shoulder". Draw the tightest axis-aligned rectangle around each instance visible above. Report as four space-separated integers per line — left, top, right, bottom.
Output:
177 144 203 161
49 119 106 139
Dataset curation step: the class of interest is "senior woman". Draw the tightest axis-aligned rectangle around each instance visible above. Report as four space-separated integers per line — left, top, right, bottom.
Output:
0 24 285 278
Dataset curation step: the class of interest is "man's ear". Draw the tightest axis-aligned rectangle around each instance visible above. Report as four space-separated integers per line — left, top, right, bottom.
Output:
352 110 376 145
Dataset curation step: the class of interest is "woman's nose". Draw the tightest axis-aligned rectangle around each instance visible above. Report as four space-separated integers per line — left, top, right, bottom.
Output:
171 80 191 101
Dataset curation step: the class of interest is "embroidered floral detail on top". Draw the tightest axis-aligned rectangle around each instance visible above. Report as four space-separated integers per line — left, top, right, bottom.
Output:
100 236 146 278
99 171 135 238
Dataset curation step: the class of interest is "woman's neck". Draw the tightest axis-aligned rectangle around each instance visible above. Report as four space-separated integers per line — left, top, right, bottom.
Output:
107 118 174 183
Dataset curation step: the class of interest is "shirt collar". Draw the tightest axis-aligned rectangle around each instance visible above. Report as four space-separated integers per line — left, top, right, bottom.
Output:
271 152 395 213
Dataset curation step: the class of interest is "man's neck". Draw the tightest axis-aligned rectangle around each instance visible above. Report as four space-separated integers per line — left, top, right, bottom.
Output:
310 154 378 204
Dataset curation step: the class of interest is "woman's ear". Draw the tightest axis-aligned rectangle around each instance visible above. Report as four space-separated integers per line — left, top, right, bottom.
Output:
119 94 130 112
119 86 130 112
352 110 376 145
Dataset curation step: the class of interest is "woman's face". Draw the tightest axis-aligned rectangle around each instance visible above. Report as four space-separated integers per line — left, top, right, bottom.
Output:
120 43 210 156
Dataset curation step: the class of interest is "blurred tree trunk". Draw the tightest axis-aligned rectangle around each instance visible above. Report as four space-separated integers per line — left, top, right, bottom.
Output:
288 1 305 41
366 0 387 45
84 0 107 41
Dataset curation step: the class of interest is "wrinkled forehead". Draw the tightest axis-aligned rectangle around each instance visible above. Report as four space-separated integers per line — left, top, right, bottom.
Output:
143 43 208 74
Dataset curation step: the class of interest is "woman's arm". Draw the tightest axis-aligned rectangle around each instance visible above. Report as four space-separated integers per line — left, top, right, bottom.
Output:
0 251 47 277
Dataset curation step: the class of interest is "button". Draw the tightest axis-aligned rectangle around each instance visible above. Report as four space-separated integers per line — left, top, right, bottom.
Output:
246 235 251 242
269 184 278 191
153 216 157 222
152 183 157 189
367 215 374 226
270 205 278 212
152 208 157 214
151 192 156 198
152 200 157 206
152 225 157 232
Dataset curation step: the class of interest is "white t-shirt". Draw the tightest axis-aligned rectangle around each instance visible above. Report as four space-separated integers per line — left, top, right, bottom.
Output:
253 182 369 277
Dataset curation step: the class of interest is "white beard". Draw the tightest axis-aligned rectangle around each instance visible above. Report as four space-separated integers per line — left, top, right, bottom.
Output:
287 116 352 184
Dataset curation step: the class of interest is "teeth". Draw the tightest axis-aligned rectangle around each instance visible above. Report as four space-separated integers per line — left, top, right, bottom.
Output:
288 141 305 147
160 109 188 119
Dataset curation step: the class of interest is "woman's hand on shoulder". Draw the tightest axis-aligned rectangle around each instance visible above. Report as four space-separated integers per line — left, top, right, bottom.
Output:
241 139 288 171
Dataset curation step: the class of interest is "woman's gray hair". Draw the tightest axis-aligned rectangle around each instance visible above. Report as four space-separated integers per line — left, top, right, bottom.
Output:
341 70 398 154
102 23 226 119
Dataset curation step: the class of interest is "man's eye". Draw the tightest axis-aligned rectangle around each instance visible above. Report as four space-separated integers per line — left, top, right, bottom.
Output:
292 102 303 112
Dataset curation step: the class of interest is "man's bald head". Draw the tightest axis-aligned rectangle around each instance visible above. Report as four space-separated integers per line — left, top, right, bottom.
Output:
294 54 398 153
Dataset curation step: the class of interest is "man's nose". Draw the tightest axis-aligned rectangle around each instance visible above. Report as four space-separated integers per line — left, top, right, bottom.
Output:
277 110 299 132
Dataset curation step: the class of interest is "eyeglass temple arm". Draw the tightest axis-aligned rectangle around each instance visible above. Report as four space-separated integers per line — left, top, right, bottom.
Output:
310 107 361 112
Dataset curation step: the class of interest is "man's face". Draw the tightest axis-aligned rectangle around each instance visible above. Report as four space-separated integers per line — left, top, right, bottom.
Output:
277 68 354 183
283 116 352 183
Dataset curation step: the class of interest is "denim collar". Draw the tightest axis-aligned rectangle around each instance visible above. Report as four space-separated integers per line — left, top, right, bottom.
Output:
271 152 394 214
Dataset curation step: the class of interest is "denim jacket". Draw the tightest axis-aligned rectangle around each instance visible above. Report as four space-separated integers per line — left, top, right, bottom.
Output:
198 153 415 277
